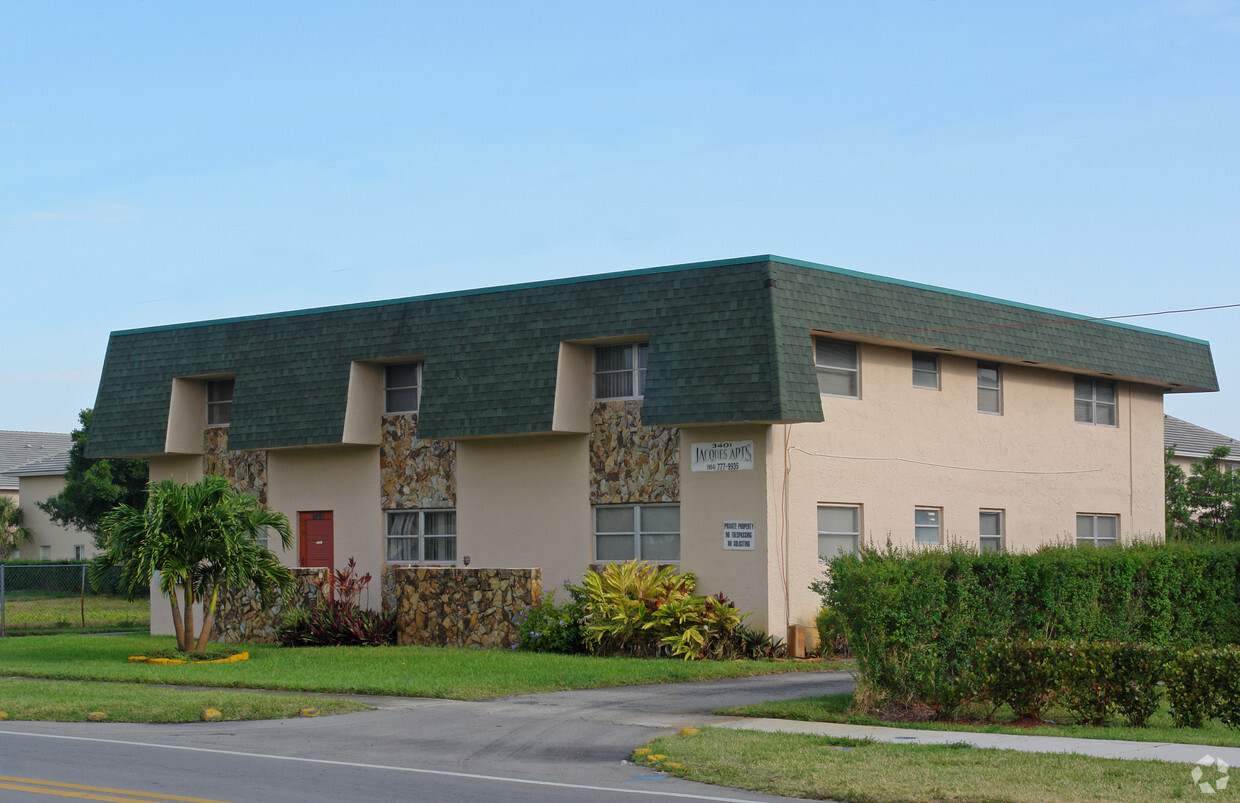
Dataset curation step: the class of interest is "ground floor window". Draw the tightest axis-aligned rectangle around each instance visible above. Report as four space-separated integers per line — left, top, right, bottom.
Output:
386 510 457 562
979 510 1003 553
818 504 860 561
73 545 86 561
915 507 942 545
594 504 680 562
1076 514 1118 548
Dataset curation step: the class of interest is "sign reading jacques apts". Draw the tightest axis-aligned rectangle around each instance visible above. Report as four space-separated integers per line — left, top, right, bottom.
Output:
691 441 754 472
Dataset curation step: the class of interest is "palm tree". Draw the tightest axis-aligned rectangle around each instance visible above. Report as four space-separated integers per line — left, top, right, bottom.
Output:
93 475 294 652
0 497 34 560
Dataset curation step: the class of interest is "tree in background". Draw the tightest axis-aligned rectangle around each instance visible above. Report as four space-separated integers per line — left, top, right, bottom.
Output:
0 497 34 560
39 409 148 548
93 475 294 652
1166 446 1240 541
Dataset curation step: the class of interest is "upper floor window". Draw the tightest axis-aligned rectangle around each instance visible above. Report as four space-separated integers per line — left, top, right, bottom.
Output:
977 363 1001 414
818 504 860 562
1074 377 1116 426
1077 514 1118 548
912 353 939 389
815 339 859 398
915 507 941 545
206 379 234 426
594 343 648 400
979 510 1003 553
385 362 422 414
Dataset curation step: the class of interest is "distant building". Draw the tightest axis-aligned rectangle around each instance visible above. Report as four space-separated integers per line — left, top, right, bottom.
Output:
0 429 83 561
86 255 1219 634
1165 415 1240 474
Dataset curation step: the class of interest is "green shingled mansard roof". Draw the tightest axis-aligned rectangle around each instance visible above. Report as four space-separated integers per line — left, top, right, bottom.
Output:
85 256 1218 458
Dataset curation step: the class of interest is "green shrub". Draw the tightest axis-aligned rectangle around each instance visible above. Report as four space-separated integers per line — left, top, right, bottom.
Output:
972 640 1064 720
815 607 850 658
1164 647 1240 729
814 541 1240 712
580 561 752 660
516 585 586 654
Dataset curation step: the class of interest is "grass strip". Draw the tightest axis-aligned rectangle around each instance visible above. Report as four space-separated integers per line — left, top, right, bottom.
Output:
640 728 1204 802
0 634 836 700
717 692 1240 749
0 678 367 723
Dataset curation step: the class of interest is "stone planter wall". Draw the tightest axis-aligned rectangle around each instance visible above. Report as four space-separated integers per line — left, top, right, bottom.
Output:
211 568 327 644
382 566 541 649
589 400 680 503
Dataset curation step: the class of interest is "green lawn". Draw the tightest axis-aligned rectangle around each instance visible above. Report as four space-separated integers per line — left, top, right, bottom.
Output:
1 592 149 634
717 692 1240 749
640 729 1203 802
0 677 367 722
0 634 836 700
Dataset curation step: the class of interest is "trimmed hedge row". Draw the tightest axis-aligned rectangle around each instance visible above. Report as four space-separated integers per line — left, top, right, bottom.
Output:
973 641 1240 729
814 542 1240 710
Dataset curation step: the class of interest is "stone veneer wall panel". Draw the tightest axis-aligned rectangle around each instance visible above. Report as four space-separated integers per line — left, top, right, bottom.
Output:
202 427 269 505
382 567 540 649
589 400 680 504
211 568 327 643
380 413 456 509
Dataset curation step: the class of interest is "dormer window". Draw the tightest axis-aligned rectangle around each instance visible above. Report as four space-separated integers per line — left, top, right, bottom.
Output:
385 363 422 414
206 379 234 426
594 343 648 400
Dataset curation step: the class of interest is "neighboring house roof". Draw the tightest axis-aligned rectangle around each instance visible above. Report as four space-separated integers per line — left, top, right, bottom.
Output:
0 430 72 490
86 255 1219 458
1164 415 1240 460
12 447 73 478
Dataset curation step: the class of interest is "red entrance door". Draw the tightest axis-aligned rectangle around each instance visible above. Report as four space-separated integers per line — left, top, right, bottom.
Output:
299 511 334 573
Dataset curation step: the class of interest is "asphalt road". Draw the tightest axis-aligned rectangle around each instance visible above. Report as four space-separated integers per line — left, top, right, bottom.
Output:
0 670 853 802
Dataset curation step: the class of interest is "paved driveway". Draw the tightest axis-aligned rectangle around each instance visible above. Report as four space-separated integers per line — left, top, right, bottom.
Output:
0 669 854 802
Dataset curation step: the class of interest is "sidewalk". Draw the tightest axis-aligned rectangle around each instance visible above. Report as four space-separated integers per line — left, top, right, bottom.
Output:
718 716 1240 765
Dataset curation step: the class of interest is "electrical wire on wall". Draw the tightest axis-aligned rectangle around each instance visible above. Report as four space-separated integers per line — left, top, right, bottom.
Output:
787 447 1102 476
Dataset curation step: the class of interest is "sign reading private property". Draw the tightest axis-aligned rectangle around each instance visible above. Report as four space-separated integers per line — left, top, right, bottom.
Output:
691 441 754 472
724 521 756 550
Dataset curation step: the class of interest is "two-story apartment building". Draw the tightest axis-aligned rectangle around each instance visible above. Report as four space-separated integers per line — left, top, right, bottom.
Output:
85 256 1218 634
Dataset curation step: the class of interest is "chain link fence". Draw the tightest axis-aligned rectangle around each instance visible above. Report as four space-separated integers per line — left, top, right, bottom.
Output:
0 564 150 637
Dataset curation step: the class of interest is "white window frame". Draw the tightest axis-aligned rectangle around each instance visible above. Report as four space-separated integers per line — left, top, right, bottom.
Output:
912 353 939 390
593 504 680 562
206 378 234 427
979 510 1003 554
818 504 861 562
915 507 942 545
1074 376 1117 426
815 338 860 398
1077 513 1119 548
39 545 51 560
977 362 1001 414
73 545 86 561
593 343 649 400
385 509 457 563
384 362 423 414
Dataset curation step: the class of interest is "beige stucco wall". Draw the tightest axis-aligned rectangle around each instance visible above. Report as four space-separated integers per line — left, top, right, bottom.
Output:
777 343 1168 630
266 446 385 603
455 434 591 592
15 474 93 560
677 425 777 631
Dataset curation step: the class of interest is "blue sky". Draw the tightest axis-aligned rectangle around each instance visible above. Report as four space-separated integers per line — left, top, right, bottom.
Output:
3 2 1237 440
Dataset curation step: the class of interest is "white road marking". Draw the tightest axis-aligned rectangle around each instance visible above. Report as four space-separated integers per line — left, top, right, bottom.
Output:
0 730 768 802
